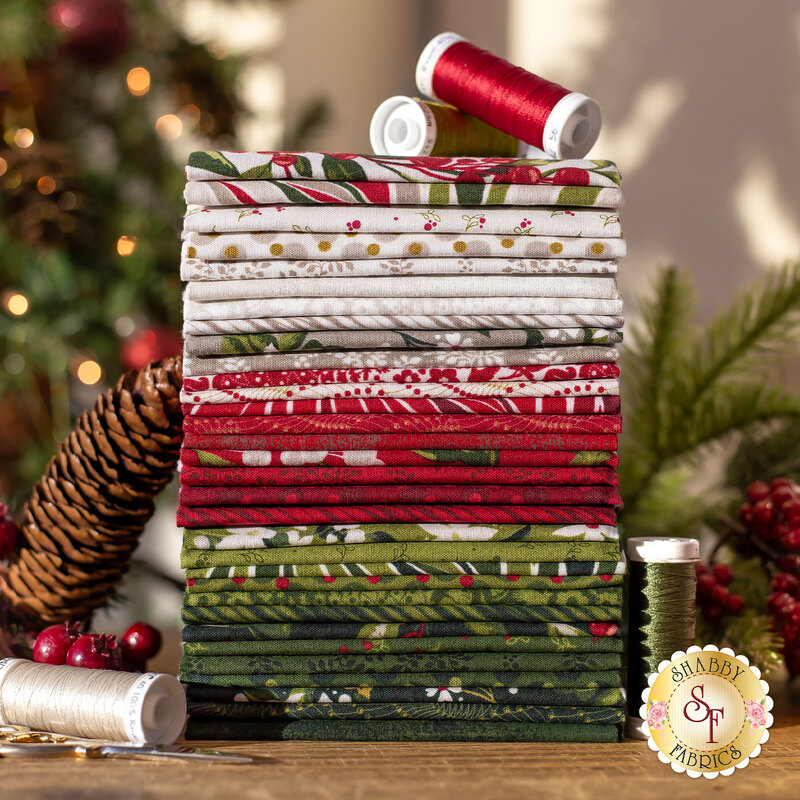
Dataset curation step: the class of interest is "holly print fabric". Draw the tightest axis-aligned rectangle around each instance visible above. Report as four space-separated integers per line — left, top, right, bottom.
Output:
184 179 623 208
179 152 626 743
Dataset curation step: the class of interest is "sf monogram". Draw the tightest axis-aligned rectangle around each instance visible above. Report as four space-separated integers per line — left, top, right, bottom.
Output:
682 684 724 744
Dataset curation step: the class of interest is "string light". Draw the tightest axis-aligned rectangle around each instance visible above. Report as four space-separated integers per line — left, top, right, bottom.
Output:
155 114 182 140
0 157 6 176
4 171 21 189
126 67 151 96
13 128 34 148
37 176 56 195
76 360 102 385
114 316 135 337
5 354 25 375
5 293 29 316
116 235 137 256
181 104 201 127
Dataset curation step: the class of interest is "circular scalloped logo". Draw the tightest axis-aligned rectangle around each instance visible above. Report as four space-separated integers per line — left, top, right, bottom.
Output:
639 645 773 779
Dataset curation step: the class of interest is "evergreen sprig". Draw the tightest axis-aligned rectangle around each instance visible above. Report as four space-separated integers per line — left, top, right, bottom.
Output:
620 261 800 537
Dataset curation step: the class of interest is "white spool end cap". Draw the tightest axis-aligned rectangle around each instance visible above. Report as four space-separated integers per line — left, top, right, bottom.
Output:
626 537 700 564
415 32 466 100
541 93 602 159
124 672 186 745
370 96 433 157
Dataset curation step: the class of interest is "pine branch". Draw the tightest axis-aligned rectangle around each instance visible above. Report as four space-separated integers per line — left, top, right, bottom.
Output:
726 418 800 489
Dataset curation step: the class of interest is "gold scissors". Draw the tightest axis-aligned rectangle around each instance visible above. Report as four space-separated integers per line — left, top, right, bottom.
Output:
0 725 253 763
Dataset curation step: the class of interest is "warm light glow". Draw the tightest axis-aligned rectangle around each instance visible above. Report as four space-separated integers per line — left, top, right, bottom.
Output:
14 128 34 148
126 67 151 96
59 191 79 211
181 104 201 126
116 235 137 256
155 114 183 140
6 293 29 316
5 171 21 189
37 175 56 195
76 360 102 385
114 316 135 337
0 157 6 176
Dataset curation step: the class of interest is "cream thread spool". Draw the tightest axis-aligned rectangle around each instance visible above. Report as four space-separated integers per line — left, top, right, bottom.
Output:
0 659 186 744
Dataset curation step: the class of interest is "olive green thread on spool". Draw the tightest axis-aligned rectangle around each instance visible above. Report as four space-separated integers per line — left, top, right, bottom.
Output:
370 95 537 158
626 537 698 739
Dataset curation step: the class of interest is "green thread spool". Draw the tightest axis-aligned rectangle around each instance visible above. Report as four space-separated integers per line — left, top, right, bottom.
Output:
626 537 698 739
370 95 546 158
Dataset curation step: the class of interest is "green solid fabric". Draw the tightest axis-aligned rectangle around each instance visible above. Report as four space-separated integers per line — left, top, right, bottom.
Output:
182 635 624 657
184 717 622 742
180 651 621 676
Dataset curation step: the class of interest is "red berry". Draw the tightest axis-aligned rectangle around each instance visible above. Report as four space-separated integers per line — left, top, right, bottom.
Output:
777 555 800 575
711 583 730 606
120 622 162 663
770 478 794 491
746 481 770 503
767 591 794 615
727 594 744 615
773 572 800 593
771 486 795 508
712 564 734 586
695 562 708 575
697 574 716 597
0 502 18 559
783 500 800 524
704 606 723 624
66 634 122 670
33 622 80 665
752 499 774 527
738 503 754 524
784 528 800 552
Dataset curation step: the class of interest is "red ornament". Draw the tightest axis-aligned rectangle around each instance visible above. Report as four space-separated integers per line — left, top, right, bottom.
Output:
47 0 131 67
33 622 81 665
66 633 122 670
119 325 182 372
120 622 162 663
0 503 18 559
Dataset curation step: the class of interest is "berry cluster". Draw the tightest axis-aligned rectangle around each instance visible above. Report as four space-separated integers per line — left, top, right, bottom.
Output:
739 478 800 675
33 621 162 672
696 562 744 623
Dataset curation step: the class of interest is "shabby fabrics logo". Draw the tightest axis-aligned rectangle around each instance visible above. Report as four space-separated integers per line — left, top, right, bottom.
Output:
640 645 773 779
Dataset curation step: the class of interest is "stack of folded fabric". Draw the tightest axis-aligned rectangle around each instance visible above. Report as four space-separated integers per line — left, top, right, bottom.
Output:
177 151 627 742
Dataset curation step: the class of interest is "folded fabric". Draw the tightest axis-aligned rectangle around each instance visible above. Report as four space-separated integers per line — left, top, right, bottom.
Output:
184 313 625 335
185 700 625 726
183 633 624 656
178 463 619 486
184 328 623 357
183 414 621 435
183 296 624 320
185 275 620 301
182 434 620 452
183 587 622 609
180 485 621 508
181 346 618 376
180 379 619 404
182 620 621 643
182 257 618 282
184 717 622 742
184 179 623 208
181 396 622 416
185 559 627 580
184 363 619 389
179 668 622 688
182 232 627 263
181 540 620 568
186 574 622 595
180 651 621 675
184 523 618 551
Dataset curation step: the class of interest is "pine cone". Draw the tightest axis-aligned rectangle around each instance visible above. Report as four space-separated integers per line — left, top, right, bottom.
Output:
0 356 183 628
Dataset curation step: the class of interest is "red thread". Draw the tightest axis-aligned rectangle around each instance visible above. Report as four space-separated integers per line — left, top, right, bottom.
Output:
432 40 569 149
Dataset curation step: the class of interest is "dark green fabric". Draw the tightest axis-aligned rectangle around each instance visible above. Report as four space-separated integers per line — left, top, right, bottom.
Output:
185 683 625 706
179 669 622 689
181 603 622 625
180 651 621 676
183 587 622 608
181 620 621 642
182 635 624 657
186 700 625 724
184 717 623 742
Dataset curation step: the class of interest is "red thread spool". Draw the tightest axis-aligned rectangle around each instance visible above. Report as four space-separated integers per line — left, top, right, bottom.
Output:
416 32 601 159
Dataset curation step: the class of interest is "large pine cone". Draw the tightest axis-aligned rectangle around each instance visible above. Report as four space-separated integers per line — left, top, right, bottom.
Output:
0 356 183 628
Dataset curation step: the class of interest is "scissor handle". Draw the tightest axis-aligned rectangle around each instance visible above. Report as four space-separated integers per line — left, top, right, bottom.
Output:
0 742 90 758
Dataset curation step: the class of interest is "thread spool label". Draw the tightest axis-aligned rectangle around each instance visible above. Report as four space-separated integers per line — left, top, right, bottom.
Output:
640 645 773 779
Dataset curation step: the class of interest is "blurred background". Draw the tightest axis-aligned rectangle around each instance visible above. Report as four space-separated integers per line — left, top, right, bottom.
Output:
1 0 799 633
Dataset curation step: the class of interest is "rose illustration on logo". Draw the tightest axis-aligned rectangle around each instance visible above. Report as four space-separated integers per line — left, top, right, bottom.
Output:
647 700 669 730
745 699 767 729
